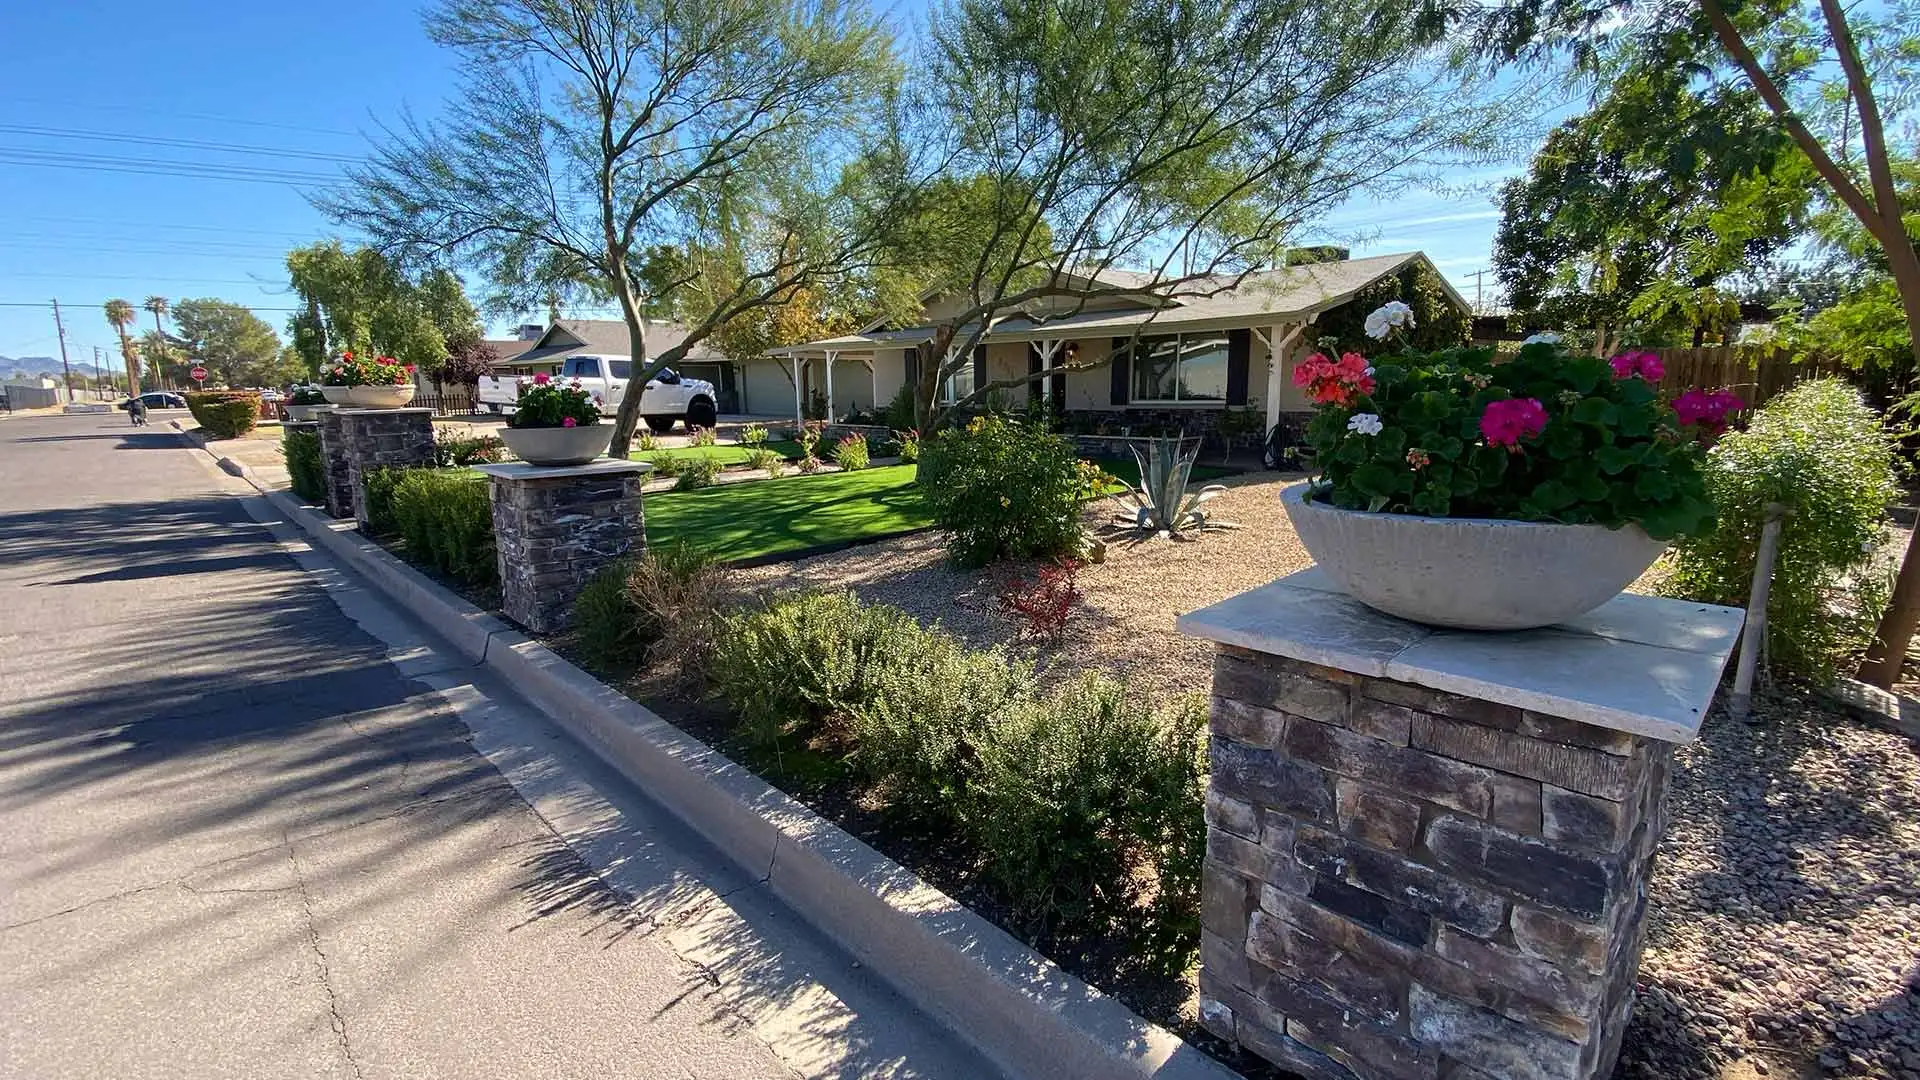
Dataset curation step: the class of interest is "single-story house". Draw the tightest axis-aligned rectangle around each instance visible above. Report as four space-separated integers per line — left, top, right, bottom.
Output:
768 251 1469 439
488 319 743 413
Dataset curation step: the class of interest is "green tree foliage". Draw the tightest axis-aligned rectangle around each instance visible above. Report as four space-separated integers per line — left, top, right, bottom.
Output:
323 0 907 457
905 0 1516 423
1664 380 1898 681
169 298 288 387
1494 76 1813 350
285 241 481 377
1312 260 1472 354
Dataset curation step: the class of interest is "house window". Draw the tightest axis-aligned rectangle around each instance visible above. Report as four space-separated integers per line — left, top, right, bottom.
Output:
941 362 976 404
1129 333 1229 403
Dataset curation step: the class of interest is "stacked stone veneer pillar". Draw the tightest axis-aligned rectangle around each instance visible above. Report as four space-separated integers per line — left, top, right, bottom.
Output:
316 408 355 518
1177 571 1742 1080
475 461 650 633
337 407 436 532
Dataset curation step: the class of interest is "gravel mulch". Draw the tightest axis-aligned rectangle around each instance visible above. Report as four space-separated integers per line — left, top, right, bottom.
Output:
1620 685 1920 1080
726 469 1314 704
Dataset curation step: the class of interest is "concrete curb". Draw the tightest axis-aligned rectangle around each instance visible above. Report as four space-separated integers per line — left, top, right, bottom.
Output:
196 433 1236 1080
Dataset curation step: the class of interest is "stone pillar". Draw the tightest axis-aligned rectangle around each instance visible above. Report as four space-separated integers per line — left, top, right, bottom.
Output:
1176 570 1742 1080
475 461 651 633
337 407 436 532
316 408 355 519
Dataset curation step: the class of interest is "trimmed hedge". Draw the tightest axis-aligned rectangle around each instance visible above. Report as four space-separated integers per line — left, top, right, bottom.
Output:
388 469 496 586
185 390 261 439
283 427 325 504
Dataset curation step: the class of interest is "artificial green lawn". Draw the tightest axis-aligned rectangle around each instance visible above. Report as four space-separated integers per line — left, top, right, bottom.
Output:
630 439 804 466
645 464 931 563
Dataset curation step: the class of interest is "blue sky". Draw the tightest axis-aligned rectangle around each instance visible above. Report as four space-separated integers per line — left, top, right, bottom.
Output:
0 0 1531 365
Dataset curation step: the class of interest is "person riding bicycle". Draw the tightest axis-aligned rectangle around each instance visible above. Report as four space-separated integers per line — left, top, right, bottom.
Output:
128 396 148 427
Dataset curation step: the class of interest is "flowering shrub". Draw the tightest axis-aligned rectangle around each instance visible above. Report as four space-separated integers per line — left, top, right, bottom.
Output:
1301 312 1721 540
321 351 412 387
740 423 769 447
894 429 921 464
919 414 1086 567
509 372 600 429
833 433 870 470
690 425 717 447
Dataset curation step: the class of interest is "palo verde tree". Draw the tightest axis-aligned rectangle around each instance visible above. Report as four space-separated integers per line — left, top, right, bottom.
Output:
897 0 1516 426
323 0 907 456
1483 0 1920 686
1492 71 1814 352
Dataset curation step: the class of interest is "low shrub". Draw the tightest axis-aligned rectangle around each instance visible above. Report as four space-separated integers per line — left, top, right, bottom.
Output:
436 429 507 466
746 447 784 476
690 425 717 447
918 415 1086 568
650 451 685 478
185 390 261 439
894 429 920 464
884 382 918 431
1663 379 1899 681
832 433 870 471
572 543 719 677
997 560 1081 642
283 427 326 504
740 423 769 447
636 429 659 452
361 466 406 536
711 590 1207 941
674 455 722 491
389 469 496 585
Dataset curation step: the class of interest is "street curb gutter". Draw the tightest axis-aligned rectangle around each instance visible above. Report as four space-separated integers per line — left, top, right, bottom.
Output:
186 428 1234 1080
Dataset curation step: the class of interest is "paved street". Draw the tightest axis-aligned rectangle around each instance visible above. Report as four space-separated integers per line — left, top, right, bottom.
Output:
0 412 990 1080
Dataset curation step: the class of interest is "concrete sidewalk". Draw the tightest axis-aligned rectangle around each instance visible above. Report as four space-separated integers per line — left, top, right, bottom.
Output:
0 412 993 1079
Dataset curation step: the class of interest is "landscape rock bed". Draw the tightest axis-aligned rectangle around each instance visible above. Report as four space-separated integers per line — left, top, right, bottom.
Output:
1618 686 1920 1080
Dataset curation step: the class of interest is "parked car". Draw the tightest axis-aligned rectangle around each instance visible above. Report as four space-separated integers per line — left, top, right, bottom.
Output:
258 388 284 403
477 355 718 432
117 392 188 411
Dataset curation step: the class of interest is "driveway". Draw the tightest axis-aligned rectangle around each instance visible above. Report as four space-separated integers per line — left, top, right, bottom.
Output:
0 412 989 1079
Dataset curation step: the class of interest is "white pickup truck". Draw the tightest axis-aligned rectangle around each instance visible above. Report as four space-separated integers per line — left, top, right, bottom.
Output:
478 354 719 432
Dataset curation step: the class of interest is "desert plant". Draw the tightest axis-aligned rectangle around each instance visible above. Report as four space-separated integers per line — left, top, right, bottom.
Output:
746 446 783 475
388 469 496 585
1110 438 1229 537
650 450 686 478
918 415 1086 567
689 425 717 447
740 423 769 447
635 428 658 452
832 433 869 470
997 560 1082 642
1663 379 1898 681
674 455 722 490
283 427 326 504
184 390 261 439
893 429 920 464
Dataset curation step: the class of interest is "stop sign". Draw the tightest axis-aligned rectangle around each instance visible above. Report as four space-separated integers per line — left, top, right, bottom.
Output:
190 366 208 383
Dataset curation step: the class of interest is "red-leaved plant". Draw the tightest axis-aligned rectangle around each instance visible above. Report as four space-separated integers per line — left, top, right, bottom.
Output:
997 559 1082 643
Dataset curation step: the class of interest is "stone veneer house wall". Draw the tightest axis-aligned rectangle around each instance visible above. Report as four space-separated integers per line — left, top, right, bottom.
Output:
768 251 1470 444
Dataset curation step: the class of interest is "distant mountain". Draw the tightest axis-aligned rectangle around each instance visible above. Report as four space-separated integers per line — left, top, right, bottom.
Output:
0 355 60 379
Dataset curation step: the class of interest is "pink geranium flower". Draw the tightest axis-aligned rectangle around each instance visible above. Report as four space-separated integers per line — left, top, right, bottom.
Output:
562 416 577 428
1608 351 1664 382
532 372 551 385
1672 388 1744 433
1480 398 1547 448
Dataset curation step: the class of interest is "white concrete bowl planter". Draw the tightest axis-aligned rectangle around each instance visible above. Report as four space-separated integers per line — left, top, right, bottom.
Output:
320 384 417 408
500 423 613 467
1281 482 1668 631
285 403 335 422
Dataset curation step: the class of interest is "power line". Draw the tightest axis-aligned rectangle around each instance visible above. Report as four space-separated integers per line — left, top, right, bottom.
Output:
0 124 365 164
0 149 342 185
0 96 365 139
7 214 327 239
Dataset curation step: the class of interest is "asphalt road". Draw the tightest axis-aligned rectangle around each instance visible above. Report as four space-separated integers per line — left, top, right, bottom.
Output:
0 412 990 1080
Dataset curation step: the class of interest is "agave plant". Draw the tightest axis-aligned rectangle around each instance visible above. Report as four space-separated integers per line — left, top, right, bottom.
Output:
1111 437 1229 537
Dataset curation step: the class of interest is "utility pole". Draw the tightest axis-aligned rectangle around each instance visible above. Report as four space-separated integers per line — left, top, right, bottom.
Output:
1466 269 1490 315
94 346 105 398
51 300 73 404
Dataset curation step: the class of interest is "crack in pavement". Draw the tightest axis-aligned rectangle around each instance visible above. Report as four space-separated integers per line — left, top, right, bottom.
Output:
285 835 364 1080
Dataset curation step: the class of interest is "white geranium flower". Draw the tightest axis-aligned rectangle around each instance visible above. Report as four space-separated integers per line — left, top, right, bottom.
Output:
1521 332 1561 346
1364 300 1416 340
1347 412 1384 436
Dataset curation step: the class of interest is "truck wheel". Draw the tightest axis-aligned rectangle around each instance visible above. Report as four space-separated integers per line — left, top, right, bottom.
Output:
644 415 675 433
686 397 717 430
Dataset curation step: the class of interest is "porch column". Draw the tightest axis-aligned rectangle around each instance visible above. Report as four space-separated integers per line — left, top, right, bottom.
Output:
1035 338 1064 406
789 356 804 430
824 348 838 422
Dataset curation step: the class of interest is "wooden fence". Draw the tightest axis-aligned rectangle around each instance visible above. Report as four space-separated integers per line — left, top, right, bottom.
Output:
1649 347 1849 410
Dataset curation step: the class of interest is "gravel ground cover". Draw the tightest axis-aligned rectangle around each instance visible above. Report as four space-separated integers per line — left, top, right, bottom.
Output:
726 468 1920 1079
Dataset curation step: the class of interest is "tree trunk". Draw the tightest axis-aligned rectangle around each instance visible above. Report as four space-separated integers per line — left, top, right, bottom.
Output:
606 289 652 459
1853 243 1920 687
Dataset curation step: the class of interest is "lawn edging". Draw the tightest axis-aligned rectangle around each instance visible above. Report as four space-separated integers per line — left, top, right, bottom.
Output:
217 473 1232 1080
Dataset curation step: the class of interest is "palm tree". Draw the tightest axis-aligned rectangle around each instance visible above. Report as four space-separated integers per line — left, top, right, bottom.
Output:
143 296 170 389
104 299 141 397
